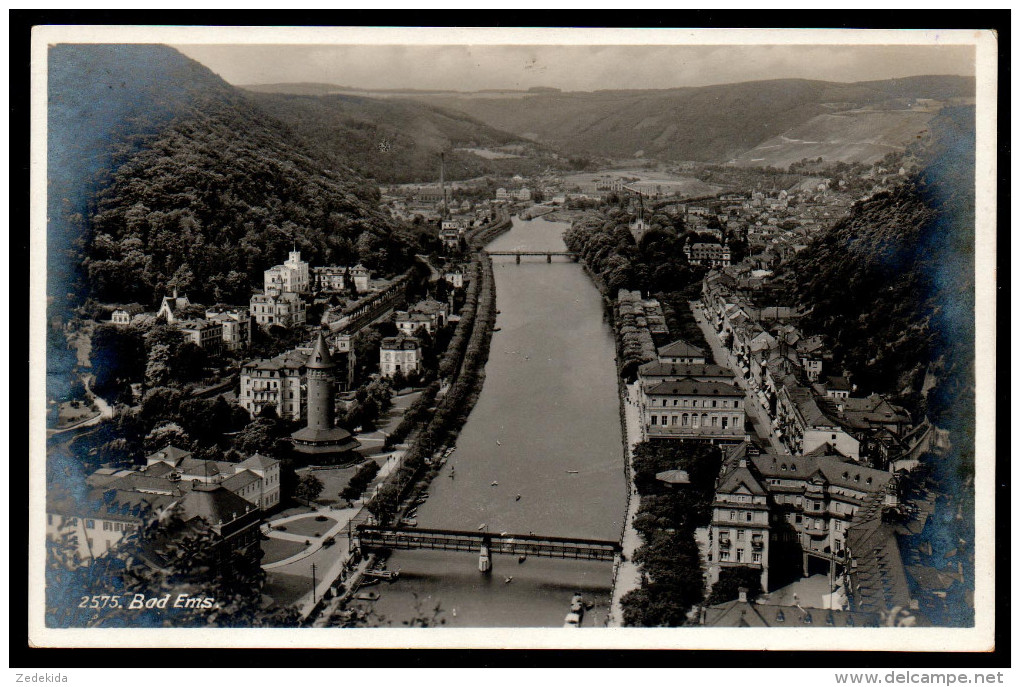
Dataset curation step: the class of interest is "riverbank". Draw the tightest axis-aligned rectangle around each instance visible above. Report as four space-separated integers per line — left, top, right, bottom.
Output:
308 213 511 625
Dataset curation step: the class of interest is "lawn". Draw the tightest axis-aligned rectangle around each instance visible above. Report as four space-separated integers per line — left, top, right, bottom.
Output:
276 515 338 538
261 537 309 565
56 401 100 428
263 571 313 607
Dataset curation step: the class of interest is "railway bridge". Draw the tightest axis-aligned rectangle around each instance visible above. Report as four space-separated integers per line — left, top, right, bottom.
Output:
354 525 620 573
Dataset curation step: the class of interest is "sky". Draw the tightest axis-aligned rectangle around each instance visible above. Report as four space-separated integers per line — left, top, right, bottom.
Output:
173 43 976 92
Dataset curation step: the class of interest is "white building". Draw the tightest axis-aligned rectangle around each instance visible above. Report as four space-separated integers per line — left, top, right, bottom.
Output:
176 319 223 352
250 289 306 329
379 336 421 378
205 306 252 351
264 250 310 294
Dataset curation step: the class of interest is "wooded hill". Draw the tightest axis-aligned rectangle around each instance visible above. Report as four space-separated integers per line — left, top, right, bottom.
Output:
248 91 565 183
50 45 433 308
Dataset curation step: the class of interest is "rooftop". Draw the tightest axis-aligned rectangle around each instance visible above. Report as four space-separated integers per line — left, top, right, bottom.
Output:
646 378 743 398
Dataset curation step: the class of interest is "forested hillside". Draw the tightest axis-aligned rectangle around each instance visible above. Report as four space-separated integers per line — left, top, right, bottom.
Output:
83 92 417 306
249 91 562 183
775 106 975 434
50 46 430 308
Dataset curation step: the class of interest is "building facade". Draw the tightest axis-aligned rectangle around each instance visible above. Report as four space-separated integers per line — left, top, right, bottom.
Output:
250 289 306 329
641 378 746 441
379 336 421 378
264 250 310 294
205 306 252 351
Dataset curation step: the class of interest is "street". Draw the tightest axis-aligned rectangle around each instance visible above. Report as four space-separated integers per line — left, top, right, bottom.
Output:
689 301 789 456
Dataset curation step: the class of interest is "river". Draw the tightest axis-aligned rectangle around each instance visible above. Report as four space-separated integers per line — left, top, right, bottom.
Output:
364 215 627 627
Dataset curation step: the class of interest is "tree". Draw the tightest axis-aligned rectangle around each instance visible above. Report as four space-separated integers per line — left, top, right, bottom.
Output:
294 474 325 505
705 566 764 606
234 417 287 457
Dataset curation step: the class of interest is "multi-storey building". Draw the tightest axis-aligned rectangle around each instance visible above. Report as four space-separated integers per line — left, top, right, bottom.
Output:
250 289 306 329
395 311 435 336
685 242 732 268
707 442 894 594
312 266 348 293
641 378 746 441
444 270 464 289
239 348 309 421
205 306 252 351
379 336 421 378
708 448 772 589
176 319 223 352
239 341 353 420
637 361 735 391
264 250 310 294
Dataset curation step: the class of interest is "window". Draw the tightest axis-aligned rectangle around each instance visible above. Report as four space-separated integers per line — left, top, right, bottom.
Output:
813 502 821 511
720 551 730 561
671 416 678 426
746 511 753 522
734 400 740 408
722 417 728 429
795 514 802 524
86 519 95 529
650 416 657 426
661 416 668 426
712 400 718 408
737 529 745 540
736 549 744 562
103 522 112 531
682 414 689 426
729 510 736 520
752 552 762 563
711 416 717 426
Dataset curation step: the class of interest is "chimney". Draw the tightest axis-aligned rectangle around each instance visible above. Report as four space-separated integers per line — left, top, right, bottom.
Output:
738 587 748 603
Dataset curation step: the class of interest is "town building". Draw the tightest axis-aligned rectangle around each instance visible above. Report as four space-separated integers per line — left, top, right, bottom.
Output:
291 332 361 457
495 188 511 201
657 339 708 365
440 227 461 251
410 298 450 328
444 270 464 289
641 378 746 442
176 319 223 352
379 336 421 378
239 339 355 420
515 188 532 202
637 361 735 391
395 311 435 336
707 442 894 594
348 265 371 293
109 304 145 326
85 445 283 511
250 289 306 329
264 249 310 294
312 266 348 293
685 242 732 268
204 306 252 351
701 588 878 627
157 289 192 324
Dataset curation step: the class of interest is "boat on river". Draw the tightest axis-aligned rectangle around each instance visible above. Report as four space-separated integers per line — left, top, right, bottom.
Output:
364 569 400 581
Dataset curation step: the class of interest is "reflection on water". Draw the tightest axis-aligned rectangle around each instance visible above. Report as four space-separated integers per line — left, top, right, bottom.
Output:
367 216 626 627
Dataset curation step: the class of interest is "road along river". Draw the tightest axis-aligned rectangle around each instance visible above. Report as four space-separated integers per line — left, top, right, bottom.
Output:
363 215 627 627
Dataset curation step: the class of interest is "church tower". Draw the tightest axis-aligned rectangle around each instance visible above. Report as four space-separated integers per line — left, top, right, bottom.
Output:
291 331 361 458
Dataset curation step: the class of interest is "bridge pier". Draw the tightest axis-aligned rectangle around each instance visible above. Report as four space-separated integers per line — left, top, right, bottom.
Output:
479 540 492 574
516 254 521 264
546 253 552 263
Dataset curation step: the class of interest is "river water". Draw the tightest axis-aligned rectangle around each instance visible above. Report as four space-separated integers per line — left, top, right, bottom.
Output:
364 216 627 627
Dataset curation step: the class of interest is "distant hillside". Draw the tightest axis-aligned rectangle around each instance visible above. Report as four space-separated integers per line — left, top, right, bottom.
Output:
408 76 974 165
249 92 564 183
775 106 975 428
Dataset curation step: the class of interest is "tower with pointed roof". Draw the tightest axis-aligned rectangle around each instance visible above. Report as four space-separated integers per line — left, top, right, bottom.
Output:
291 331 361 457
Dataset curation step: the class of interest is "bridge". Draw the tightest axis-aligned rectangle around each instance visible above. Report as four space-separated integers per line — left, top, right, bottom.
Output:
354 525 620 572
486 250 577 263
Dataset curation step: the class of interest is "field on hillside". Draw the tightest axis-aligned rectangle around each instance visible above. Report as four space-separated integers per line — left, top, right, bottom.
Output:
728 109 934 168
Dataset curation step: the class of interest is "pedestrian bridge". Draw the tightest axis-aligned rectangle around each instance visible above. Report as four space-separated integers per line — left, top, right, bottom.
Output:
486 251 577 263
354 525 620 563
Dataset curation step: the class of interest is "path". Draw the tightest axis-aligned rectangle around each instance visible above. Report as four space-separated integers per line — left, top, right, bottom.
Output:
689 301 788 456
46 376 115 436
606 380 645 627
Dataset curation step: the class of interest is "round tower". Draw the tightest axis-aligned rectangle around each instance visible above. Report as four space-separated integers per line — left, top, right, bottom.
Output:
304 331 335 432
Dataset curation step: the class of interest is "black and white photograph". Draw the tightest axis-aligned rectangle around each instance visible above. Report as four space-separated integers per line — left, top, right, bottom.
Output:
27 24 998 654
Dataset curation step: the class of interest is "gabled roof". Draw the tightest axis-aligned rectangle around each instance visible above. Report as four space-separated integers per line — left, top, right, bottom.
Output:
220 470 262 492
238 453 279 471
179 485 257 527
716 465 766 495
657 339 705 358
703 600 877 627
145 445 193 466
